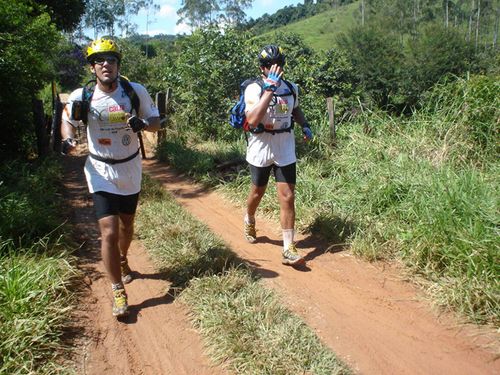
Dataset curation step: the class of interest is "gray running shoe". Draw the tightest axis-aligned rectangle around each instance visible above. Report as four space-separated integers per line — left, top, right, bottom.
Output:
121 258 133 284
244 221 257 243
112 288 129 317
282 243 305 266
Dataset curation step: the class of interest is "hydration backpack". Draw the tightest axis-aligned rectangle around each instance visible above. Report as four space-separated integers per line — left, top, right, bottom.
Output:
229 78 297 134
71 76 140 124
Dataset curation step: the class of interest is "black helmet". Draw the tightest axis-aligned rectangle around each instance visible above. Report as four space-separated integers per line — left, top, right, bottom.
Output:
258 45 286 67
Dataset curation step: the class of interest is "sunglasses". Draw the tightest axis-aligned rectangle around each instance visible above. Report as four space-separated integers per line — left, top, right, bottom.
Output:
93 56 118 65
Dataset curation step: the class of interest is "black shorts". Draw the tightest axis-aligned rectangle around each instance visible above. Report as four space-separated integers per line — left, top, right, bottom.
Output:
91 191 140 220
249 162 296 187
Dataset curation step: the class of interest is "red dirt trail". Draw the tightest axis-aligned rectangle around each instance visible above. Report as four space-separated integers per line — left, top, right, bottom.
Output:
64 154 499 375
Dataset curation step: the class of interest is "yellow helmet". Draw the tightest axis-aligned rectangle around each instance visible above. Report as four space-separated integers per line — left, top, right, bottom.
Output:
86 38 122 63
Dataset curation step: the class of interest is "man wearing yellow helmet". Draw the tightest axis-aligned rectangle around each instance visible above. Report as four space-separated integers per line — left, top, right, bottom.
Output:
61 38 161 318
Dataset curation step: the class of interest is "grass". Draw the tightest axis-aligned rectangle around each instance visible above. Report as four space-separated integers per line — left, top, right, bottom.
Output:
135 174 351 374
156 75 499 326
0 158 79 374
256 1 360 51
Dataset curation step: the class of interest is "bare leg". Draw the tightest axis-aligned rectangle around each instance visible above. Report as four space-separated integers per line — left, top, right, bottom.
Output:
98 215 121 284
276 182 295 230
118 213 135 258
246 184 267 218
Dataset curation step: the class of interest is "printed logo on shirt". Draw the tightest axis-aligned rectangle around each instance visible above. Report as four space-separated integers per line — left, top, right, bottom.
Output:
122 134 131 146
108 104 126 124
277 97 289 114
98 138 112 146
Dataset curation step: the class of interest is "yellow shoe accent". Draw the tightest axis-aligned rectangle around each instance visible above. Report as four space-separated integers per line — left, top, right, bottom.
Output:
282 243 305 266
112 288 129 317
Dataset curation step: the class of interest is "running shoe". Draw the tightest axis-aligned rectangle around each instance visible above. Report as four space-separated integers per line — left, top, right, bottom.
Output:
282 243 305 266
244 221 257 243
112 288 129 317
121 258 133 284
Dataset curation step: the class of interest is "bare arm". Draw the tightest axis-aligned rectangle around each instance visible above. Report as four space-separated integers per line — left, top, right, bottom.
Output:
145 116 160 132
292 106 307 126
61 120 78 154
245 90 274 128
245 64 283 129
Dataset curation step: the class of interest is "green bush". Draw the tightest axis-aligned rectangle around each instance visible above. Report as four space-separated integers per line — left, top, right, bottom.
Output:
0 0 61 158
0 158 64 249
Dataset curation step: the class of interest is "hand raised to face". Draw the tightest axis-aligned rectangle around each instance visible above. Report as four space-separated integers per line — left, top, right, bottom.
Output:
262 64 283 92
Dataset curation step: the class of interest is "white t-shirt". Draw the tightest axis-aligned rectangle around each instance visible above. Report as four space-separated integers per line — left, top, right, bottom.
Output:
63 80 159 195
244 80 299 167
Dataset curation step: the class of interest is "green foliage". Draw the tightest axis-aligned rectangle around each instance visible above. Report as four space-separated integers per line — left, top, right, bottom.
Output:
421 75 499 162
0 158 65 250
178 0 253 28
162 27 256 140
405 23 475 106
35 0 86 31
53 40 87 91
0 0 61 157
245 0 355 35
0 157 78 373
256 1 359 51
0 243 77 374
83 0 156 37
337 24 405 109
182 269 350 374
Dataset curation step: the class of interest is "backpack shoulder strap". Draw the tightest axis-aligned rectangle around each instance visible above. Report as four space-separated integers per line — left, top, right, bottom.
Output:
119 76 140 115
82 79 96 102
282 79 297 102
241 77 263 93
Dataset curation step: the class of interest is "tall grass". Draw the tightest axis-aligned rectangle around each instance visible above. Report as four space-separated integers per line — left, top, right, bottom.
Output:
136 175 351 374
0 158 78 374
157 75 499 325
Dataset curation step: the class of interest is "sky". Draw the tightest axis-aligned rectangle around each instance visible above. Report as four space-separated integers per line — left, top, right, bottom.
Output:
135 0 304 36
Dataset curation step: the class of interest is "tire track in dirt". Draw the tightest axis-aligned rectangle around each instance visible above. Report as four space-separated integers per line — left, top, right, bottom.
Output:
63 154 226 375
143 159 499 375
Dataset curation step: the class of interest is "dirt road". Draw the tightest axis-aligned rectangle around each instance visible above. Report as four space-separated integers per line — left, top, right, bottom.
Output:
64 154 499 375
64 155 226 375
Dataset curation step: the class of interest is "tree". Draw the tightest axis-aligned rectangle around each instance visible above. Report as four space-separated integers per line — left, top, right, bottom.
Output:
0 0 61 157
34 0 86 31
83 0 156 37
337 25 405 109
405 23 474 102
177 0 253 28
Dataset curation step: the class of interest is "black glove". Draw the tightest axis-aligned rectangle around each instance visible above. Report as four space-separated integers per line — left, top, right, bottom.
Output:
128 116 148 133
61 138 77 155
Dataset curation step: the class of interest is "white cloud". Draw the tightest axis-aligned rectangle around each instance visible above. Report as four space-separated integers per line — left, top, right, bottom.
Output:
174 22 192 35
159 5 176 17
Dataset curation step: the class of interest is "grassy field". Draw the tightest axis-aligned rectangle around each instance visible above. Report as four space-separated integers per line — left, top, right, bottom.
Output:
135 175 351 374
257 1 360 51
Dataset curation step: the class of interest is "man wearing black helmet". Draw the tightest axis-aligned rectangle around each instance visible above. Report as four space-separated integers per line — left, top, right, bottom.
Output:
61 38 160 317
243 44 313 266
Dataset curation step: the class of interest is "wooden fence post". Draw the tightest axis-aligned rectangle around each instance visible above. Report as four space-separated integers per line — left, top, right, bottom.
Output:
33 99 49 158
327 97 336 141
156 90 167 145
51 96 63 153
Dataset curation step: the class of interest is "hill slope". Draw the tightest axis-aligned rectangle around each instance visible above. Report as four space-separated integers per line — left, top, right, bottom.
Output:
257 1 360 51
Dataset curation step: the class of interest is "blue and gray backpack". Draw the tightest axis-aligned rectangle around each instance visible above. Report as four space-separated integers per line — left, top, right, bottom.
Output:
229 77 296 134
